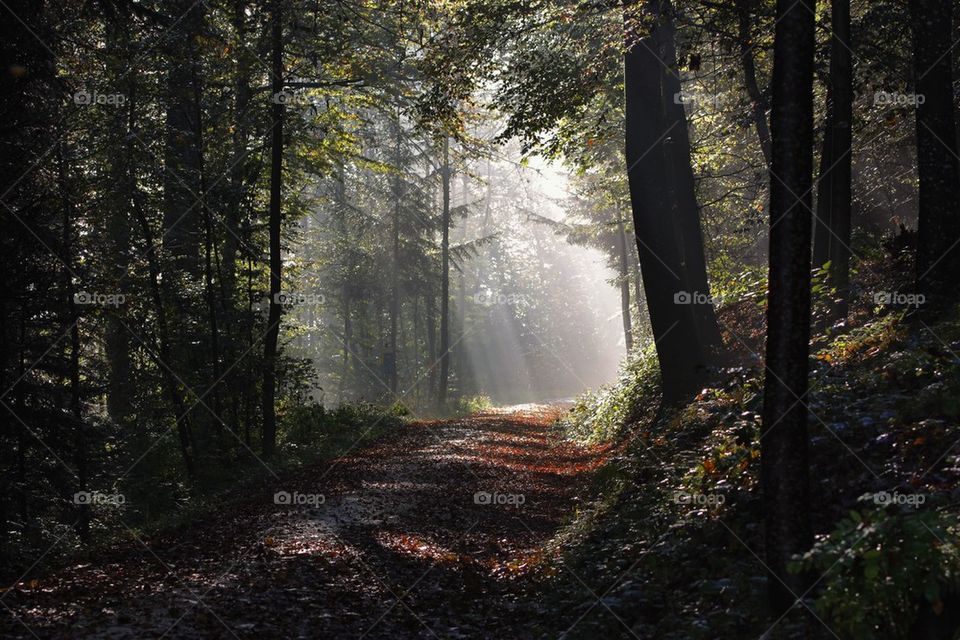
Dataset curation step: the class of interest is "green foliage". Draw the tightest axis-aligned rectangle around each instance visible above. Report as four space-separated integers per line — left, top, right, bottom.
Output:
280 403 406 457
559 346 660 443
452 394 494 416
792 504 960 640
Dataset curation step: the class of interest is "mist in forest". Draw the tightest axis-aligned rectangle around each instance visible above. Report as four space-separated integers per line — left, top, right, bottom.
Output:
288 150 625 408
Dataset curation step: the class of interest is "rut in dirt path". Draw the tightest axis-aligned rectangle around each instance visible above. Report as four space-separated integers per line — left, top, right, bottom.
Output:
1 405 613 640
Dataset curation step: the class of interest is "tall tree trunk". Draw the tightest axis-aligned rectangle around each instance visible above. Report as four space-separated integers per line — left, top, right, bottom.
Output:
161 0 205 461
812 0 853 323
223 0 251 299
438 137 452 408
910 0 960 303
624 0 705 403
660 0 725 360
334 164 351 402
133 183 196 478
58 143 88 542
389 114 402 394
194 73 224 447
221 0 252 436
456 173 469 398
762 0 815 614
262 0 284 457
618 218 635 352
162 0 204 317
427 289 437 400
735 0 773 167
104 10 134 429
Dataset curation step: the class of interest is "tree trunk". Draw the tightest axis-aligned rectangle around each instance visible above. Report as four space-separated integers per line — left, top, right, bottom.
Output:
910 0 960 303
133 185 196 477
162 0 204 302
161 0 204 459
104 10 135 429
58 142 88 542
812 0 853 323
438 137 452 408
262 0 283 457
618 217 635 353
223 0 251 300
427 289 437 401
624 0 706 403
388 114 402 395
735 0 773 167
761 0 815 614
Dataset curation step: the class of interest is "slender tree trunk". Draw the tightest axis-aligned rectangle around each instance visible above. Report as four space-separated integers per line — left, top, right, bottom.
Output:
58 143 88 542
133 187 196 477
624 0 705 403
438 137 452 408
334 166 351 402
389 114 401 394
910 0 960 303
162 0 204 351
104 11 134 429
735 0 773 167
223 0 251 299
812 0 853 323
262 0 284 457
761 0 815 614
195 75 224 446
618 218 635 353
456 174 469 398
427 289 437 400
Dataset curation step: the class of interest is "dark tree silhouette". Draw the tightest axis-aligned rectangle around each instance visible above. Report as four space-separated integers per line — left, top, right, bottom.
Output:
624 0 708 403
910 0 960 304
761 0 815 614
262 0 284 457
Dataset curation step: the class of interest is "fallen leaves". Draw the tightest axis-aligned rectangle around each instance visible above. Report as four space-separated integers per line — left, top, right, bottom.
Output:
0 407 608 639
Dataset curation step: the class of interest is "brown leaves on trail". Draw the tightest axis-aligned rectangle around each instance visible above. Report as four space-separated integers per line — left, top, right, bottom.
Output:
1 405 609 639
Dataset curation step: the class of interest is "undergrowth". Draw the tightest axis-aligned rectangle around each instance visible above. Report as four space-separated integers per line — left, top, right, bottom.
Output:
0 402 406 580
541 305 960 639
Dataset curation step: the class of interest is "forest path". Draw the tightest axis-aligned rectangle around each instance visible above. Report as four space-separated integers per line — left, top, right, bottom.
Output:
2 405 613 639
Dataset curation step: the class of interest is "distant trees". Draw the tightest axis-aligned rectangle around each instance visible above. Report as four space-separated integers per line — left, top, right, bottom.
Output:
761 0 815 613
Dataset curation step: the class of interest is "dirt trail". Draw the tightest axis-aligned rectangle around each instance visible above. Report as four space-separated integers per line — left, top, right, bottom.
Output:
1 405 612 639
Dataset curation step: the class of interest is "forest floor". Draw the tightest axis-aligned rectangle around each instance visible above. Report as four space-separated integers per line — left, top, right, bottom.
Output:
0 405 615 639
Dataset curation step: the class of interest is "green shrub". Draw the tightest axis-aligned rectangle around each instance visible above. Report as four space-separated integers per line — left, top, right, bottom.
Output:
452 394 493 416
559 346 660 443
792 501 960 639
